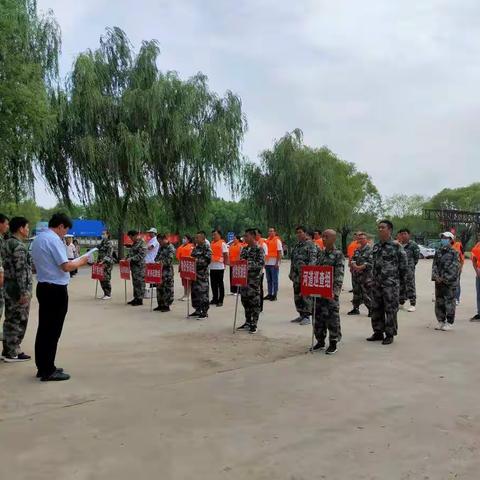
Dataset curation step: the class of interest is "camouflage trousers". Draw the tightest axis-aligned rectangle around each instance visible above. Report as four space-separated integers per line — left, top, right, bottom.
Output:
2 290 31 357
293 280 312 317
314 297 341 343
100 264 112 297
191 277 209 314
435 283 456 324
0 287 4 341
370 282 399 337
400 268 416 306
241 285 262 327
131 264 145 300
352 274 372 310
157 274 174 308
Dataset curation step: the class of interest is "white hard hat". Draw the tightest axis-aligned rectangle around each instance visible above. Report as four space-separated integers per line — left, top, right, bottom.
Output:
147 228 158 234
440 232 454 240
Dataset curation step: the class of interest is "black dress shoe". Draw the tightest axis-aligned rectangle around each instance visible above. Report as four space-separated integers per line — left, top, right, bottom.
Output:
236 323 249 330
41 370 70 381
263 295 272 301
270 295 277 301
130 299 143 306
382 336 394 345
127 299 135 305
209 300 217 305
366 332 384 342
347 308 360 316
36 368 64 378
216 302 223 307
309 341 325 352
188 311 200 317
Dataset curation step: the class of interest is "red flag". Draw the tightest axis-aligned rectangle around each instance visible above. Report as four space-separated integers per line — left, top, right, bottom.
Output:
91 263 105 281
300 265 334 299
179 256 197 281
119 260 131 280
231 259 248 287
145 263 163 284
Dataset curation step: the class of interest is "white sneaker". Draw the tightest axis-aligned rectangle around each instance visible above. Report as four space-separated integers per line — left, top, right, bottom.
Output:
407 306 416 312
435 322 445 330
101 295 111 300
455 300 460 306
177 296 186 302
144 289 151 299
441 323 453 331
399 304 406 310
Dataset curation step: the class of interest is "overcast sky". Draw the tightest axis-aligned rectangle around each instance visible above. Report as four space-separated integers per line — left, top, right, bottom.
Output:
36 0 480 207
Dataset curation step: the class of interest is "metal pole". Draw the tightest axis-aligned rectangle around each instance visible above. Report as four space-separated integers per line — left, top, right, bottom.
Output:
95 280 98 299
232 286 240 334
186 279 190 318
311 296 316 354
124 279 127 304
150 285 154 311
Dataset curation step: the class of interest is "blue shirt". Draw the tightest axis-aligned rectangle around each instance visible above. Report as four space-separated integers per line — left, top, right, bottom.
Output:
31 229 70 285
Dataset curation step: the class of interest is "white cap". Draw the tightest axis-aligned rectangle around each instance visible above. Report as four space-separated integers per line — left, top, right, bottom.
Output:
64 234 74 238
147 228 157 234
440 232 454 240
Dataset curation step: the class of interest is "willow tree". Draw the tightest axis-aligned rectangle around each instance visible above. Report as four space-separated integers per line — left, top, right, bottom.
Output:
0 0 60 200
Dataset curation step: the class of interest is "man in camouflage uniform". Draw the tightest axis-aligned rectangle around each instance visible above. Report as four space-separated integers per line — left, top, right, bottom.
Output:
311 229 345 355
289 226 317 325
0 214 10 342
154 234 176 312
1 217 33 362
189 231 212 319
126 230 147 306
398 228 420 312
236 229 265 334
367 220 408 345
97 230 114 299
348 232 373 316
432 232 460 331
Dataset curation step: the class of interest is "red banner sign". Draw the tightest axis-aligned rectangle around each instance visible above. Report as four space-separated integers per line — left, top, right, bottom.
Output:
119 260 131 280
300 265 334 298
91 263 105 281
231 260 248 287
180 256 196 281
145 263 163 284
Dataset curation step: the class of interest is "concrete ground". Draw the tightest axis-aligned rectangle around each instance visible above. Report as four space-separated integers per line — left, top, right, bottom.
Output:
1 260 480 480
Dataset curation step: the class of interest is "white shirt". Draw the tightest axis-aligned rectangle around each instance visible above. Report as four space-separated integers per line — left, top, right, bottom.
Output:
210 241 229 270
265 238 283 266
145 237 159 263
66 243 76 260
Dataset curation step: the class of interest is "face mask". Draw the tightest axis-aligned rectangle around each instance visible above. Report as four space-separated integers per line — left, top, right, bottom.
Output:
440 239 450 247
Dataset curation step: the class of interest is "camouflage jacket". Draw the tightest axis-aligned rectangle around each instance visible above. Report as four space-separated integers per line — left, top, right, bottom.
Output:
98 238 114 265
351 243 373 278
240 244 265 288
126 239 147 266
402 241 420 269
371 239 408 287
3 236 33 298
0 234 5 269
191 243 211 282
290 240 317 280
155 243 176 276
316 247 345 298
432 245 460 286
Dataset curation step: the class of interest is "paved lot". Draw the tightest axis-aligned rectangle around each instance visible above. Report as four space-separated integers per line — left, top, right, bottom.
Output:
1 260 480 480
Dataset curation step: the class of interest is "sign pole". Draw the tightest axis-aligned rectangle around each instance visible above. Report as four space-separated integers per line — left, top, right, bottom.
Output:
124 279 127 304
95 280 98 299
311 296 316 354
186 279 190 318
150 287 154 311
232 286 240 334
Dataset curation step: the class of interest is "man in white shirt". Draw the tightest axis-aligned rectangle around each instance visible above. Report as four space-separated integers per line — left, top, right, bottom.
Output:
209 229 229 307
264 227 283 301
65 235 77 277
145 228 159 298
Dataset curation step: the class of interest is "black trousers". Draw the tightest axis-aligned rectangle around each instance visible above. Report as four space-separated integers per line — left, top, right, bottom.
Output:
35 283 69 377
210 269 225 304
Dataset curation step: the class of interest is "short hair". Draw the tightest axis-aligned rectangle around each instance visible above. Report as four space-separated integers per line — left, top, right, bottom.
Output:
245 228 257 236
184 234 193 243
306 230 314 238
398 228 410 234
378 219 394 231
295 225 306 233
268 226 276 231
356 231 366 237
157 233 167 240
49 213 73 229
0 214 9 224
212 229 222 237
235 235 242 241
314 229 322 235
197 230 206 236
9 216 29 233
255 228 262 235
127 230 138 237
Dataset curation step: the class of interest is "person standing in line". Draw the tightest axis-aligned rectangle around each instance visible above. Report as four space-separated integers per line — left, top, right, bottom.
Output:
65 235 77 277
313 229 324 250
189 231 212 319
397 228 420 312
31 213 89 381
432 232 461 331
1 217 33 363
228 235 245 295
348 232 373 316
177 234 194 301
311 229 345 354
255 229 268 312
347 233 360 294
367 220 408 345
236 229 265 334
125 230 147 306
452 235 465 305
145 228 159 298
470 232 480 322
209 229 229 307
264 227 283 301
0 214 10 342
97 230 114 300
289 226 318 326
154 234 176 312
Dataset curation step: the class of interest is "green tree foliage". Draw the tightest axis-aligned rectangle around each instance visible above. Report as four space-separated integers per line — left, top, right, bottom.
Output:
0 0 60 199
427 183 480 212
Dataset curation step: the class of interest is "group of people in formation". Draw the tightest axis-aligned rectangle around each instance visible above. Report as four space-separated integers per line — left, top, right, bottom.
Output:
1 211 480 377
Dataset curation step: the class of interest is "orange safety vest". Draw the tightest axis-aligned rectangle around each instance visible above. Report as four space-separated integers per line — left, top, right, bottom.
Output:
471 243 480 263
177 243 193 260
453 241 465 264
266 236 280 259
229 241 243 262
315 238 324 250
211 240 226 263
347 241 359 260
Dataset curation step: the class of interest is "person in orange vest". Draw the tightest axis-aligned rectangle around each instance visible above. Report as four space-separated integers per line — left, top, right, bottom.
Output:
452 235 465 304
209 229 229 307
176 234 194 301
264 227 283 301
313 229 324 250
347 233 360 294
255 228 268 311
228 235 245 294
470 232 480 321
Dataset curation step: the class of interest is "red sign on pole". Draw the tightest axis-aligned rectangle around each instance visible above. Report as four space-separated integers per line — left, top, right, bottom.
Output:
231 260 248 287
300 265 334 299
91 263 105 281
119 260 131 280
145 263 163 284
180 257 197 281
